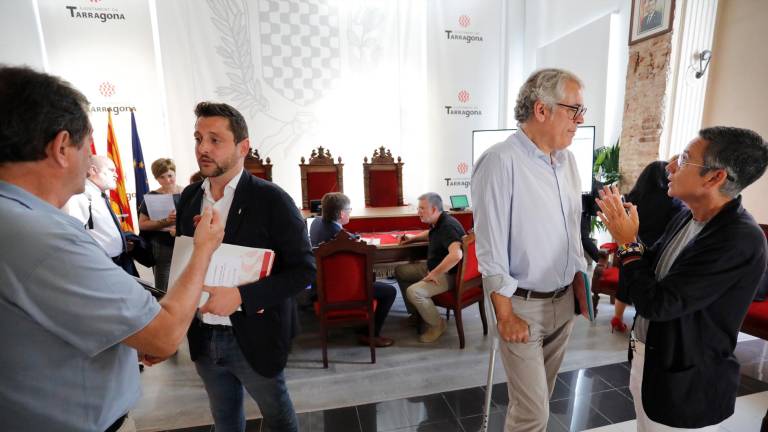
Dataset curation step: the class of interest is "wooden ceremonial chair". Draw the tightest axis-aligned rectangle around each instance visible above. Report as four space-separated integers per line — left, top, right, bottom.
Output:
363 146 404 207
313 231 377 368
300 146 343 210
244 148 272 181
591 242 619 317
432 231 488 349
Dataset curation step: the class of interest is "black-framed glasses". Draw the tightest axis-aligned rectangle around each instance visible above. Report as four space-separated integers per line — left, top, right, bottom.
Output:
677 153 735 181
555 103 587 120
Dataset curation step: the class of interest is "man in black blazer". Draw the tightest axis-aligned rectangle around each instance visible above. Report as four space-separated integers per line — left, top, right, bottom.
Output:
596 126 768 430
177 102 315 432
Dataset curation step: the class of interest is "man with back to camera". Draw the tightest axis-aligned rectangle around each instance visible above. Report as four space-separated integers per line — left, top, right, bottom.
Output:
176 101 315 432
0 65 224 432
596 127 768 431
471 68 590 431
394 192 466 343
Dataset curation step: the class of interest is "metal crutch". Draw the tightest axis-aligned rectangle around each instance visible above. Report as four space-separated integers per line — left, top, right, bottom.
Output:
479 296 500 432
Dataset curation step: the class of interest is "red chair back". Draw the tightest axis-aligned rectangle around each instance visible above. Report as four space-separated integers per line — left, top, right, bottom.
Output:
244 148 273 181
314 231 375 313
300 146 344 209
363 146 404 207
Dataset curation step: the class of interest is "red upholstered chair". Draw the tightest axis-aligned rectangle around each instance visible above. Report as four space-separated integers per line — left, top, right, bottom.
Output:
591 242 619 317
313 231 377 368
432 231 488 349
300 146 344 210
244 148 272 181
363 146 404 207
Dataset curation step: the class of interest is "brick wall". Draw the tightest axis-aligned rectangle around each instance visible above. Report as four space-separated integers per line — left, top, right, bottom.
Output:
618 33 673 192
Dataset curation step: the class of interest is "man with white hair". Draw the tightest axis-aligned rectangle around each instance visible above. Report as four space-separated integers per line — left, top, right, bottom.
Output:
471 68 590 431
65 154 134 273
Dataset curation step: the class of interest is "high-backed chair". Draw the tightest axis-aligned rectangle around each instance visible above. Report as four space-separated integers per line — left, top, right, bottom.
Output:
363 146 404 207
244 148 272 181
591 242 619 317
299 146 343 210
432 231 488 349
313 231 377 368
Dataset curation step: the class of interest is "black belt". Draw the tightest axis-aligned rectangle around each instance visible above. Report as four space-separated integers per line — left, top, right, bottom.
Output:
198 321 234 332
513 285 570 300
104 413 127 432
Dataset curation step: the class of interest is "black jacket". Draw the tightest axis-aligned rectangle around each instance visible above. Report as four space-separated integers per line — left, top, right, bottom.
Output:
621 196 767 428
177 171 316 377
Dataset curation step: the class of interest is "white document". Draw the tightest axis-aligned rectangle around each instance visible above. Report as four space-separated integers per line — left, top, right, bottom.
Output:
168 236 275 325
143 194 176 220
360 237 381 246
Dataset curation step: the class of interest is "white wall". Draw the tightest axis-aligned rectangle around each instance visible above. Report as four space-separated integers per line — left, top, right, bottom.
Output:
516 0 631 151
703 0 768 223
0 0 45 69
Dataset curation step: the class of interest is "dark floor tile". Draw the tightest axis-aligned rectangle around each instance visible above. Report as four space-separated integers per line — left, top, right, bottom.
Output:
307 406 361 432
586 363 630 389
244 418 262 431
550 377 571 402
738 373 768 396
458 411 506 432
441 387 487 418
393 418 464 432
588 389 636 423
546 416 568 432
549 396 611 431
168 425 212 432
491 382 508 407
617 386 633 401
358 394 455 432
558 369 613 396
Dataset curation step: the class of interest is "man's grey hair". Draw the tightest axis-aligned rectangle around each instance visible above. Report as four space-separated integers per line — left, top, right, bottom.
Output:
418 192 443 212
514 68 583 124
699 126 768 198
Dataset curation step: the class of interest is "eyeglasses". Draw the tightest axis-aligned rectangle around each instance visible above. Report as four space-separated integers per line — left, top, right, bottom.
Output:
556 103 587 120
677 153 735 181
343 207 353 212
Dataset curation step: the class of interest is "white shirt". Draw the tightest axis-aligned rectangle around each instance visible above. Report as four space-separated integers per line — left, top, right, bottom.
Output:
471 130 587 297
63 180 124 258
199 169 243 325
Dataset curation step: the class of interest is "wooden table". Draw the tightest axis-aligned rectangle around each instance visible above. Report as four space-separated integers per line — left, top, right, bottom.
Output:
357 230 427 264
302 206 473 233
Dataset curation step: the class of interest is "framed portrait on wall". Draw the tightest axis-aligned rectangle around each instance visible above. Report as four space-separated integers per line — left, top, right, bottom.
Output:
629 0 675 45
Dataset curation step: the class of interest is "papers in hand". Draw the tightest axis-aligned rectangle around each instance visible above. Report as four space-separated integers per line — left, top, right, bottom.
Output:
143 194 176 221
168 236 275 325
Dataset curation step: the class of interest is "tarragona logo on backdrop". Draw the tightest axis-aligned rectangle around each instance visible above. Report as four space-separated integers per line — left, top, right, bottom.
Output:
445 14 483 44
89 81 136 115
445 90 483 118
65 1 126 23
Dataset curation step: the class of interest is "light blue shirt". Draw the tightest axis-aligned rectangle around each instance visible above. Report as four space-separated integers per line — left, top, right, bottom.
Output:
0 181 160 432
471 130 586 297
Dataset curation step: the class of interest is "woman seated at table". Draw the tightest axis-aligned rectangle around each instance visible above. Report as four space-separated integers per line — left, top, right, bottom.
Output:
310 192 396 347
138 158 183 292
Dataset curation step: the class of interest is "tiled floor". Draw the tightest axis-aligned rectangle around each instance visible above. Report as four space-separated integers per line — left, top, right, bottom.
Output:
166 341 768 432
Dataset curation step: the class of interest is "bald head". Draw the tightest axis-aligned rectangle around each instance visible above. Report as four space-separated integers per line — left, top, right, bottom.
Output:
88 155 117 191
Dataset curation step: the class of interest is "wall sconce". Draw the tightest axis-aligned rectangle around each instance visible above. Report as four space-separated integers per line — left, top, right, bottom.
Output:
694 50 712 79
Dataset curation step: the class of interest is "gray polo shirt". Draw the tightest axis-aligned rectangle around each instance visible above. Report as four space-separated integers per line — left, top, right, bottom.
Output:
0 181 161 431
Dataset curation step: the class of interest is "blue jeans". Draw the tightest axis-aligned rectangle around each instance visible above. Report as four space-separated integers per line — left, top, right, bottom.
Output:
193 326 298 432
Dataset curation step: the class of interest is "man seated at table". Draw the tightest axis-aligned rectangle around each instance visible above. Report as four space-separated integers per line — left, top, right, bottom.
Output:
395 192 465 343
310 192 396 347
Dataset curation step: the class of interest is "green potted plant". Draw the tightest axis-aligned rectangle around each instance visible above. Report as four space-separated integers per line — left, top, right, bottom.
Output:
590 141 620 234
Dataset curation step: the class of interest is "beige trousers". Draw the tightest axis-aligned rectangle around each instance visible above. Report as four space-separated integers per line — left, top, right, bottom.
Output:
395 262 454 326
499 287 575 432
115 414 136 432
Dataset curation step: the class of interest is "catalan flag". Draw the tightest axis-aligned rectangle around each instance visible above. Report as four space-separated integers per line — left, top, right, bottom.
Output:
131 111 149 209
106 110 135 232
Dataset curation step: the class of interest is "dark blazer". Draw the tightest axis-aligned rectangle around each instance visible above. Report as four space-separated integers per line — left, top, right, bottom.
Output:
621 196 767 428
309 218 342 247
177 171 316 378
